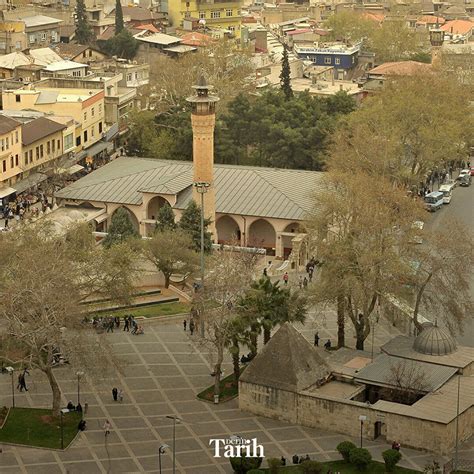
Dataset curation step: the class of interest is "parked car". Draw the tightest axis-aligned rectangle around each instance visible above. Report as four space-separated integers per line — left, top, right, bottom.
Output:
458 174 472 187
470 166 474 176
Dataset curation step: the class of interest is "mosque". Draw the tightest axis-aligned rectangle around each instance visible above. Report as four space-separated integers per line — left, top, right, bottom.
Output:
56 77 322 259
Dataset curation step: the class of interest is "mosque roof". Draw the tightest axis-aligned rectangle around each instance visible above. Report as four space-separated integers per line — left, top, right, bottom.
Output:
240 323 331 391
56 157 323 221
413 325 457 356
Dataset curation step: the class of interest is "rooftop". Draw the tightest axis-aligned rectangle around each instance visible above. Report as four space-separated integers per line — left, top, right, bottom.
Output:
0 115 20 135
54 44 93 60
441 19 474 35
55 156 324 221
368 61 432 76
0 52 31 70
135 32 181 46
44 60 88 72
21 117 66 146
21 15 62 28
29 48 63 66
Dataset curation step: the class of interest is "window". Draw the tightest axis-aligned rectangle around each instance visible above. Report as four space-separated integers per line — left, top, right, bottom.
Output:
98 122 103 134
24 152 28 164
10 156 13 168
211 10 221 19
15 95 20 103
134 72 138 79
84 112 87 121
5 137 8 149
15 154 18 166
0 139 4 151
40 144 44 158
89 50 92 57
99 104 102 113
84 130 88 142
41 33 46 41
47 141 51 154
72 70 82 77
82 51 87 58
76 136 81 146
229 26 235 32
64 133 73 150
91 126 95 137
2 160 6 172
29 34 36 44
324 57 332 64
127 73 132 82
52 139 55 153
335 58 341 65
29 150 33 163
91 107 95 117
184 11 191 18
15 41 21 50
226 8 232 16
199 11 206 19
57 139 60 150
36 147 39 160
15 131 18 143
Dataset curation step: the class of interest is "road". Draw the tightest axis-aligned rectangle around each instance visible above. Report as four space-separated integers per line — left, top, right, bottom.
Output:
424 180 474 346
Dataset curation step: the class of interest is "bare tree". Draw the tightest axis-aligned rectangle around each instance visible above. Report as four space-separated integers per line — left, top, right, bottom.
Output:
382 360 429 405
194 249 256 399
0 223 138 415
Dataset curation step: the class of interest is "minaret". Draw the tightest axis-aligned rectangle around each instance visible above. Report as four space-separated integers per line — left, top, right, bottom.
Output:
186 74 219 238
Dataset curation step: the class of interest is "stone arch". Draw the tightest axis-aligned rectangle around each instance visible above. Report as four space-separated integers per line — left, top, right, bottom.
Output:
248 219 276 253
111 206 139 232
216 215 241 244
147 195 169 220
284 221 306 233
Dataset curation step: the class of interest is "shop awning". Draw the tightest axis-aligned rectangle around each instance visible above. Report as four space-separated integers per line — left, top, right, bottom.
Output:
57 164 84 175
14 173 48 194
0 187 16 199
94 213 108 224
77 141 110 161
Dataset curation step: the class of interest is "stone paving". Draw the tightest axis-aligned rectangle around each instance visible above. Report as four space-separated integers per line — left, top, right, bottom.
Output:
0 312 471 473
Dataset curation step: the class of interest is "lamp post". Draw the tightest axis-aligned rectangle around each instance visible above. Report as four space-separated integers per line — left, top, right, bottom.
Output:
165 415 182 474
76 370 84 406
158 444 169 474
60 408 70 450
6 366 14 408
454 374 461 471
193 181 210 338
358 415 367 448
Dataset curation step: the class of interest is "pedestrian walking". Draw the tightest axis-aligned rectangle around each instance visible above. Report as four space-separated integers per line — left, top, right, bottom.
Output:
123 316 130 332
189 319 195 336
314 332 320 347
103 420 111 437
112 387 118 401
283 272 289 285
183 319 187 331
118 389 123 403
263 267 268 277
303 277 308 289
115 316 120 328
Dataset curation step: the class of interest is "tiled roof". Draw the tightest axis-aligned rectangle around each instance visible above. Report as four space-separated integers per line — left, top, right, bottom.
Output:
441 19 473 35
180 32 214 47
21 117 66 146
56 157 323 221
0 115 20 135
0 52 31 70
369 61 432 76
54 43 88 60
135 24 159 33
416 15 446 24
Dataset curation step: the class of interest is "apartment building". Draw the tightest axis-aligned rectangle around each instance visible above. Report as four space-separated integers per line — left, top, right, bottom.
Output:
23 15 63 49
167 0 243 38
0 115 22 189
2 86 105 153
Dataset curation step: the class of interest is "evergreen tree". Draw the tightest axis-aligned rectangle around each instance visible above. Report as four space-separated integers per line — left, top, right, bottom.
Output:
179 200 212 253
100 29 139 60
280 45 293 100
103 207 139 248
75 0 94 45
115 0 124 35
155 204 176 233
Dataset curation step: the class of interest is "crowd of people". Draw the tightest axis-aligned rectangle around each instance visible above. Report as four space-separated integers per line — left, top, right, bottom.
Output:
89 315 144 335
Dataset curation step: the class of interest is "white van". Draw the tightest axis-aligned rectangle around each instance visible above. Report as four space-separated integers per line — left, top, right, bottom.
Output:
438 184 453 204
424 191 444 211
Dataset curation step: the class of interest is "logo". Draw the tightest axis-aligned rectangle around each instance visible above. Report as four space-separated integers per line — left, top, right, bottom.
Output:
209 437 264 458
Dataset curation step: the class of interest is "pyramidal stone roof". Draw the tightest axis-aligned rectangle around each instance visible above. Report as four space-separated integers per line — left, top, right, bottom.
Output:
240 323 331 392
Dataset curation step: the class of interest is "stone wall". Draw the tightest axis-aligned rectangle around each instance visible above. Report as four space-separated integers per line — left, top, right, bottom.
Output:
239 382 473 455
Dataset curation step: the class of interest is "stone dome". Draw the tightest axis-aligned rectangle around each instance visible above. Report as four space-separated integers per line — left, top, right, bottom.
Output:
413 324 457 356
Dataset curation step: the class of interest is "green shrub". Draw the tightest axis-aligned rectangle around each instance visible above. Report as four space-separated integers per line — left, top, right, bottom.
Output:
382 449 402 472
336 440 357 462
230 456 263 473
266 457 282 474
349 448 372 471
301 460 323 473
247 470 265 474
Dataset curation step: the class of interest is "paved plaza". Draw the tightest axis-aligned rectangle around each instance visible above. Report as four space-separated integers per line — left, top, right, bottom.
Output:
0 312 472 473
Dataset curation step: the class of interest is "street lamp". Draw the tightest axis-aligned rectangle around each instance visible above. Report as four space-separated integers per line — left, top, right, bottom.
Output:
165 415 182 474
60 408 70 449
358 415 367 448
5 367 14 408
454 374 461 471
193 181 210 338
76 370 84 406
158 444 169 474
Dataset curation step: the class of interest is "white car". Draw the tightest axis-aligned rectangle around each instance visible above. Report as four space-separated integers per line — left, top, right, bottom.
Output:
438 184 453 204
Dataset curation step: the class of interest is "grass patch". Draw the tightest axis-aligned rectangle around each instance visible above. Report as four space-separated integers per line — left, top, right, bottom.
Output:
260 460 420 472
197 371 240 403
90 301 190 319
0 407 82 449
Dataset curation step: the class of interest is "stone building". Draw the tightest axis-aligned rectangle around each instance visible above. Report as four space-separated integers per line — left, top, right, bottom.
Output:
55 78 322 258
239 324 473 455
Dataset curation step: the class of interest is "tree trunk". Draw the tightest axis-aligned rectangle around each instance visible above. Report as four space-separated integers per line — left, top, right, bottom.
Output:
213 347 224 401
337 295 345 348
249 325 259 357
231 340 240 387
164 274 170 289
263 326 271 345
45 366 61 417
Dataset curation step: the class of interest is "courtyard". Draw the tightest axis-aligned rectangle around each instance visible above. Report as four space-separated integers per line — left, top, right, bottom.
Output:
0 313 471 473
